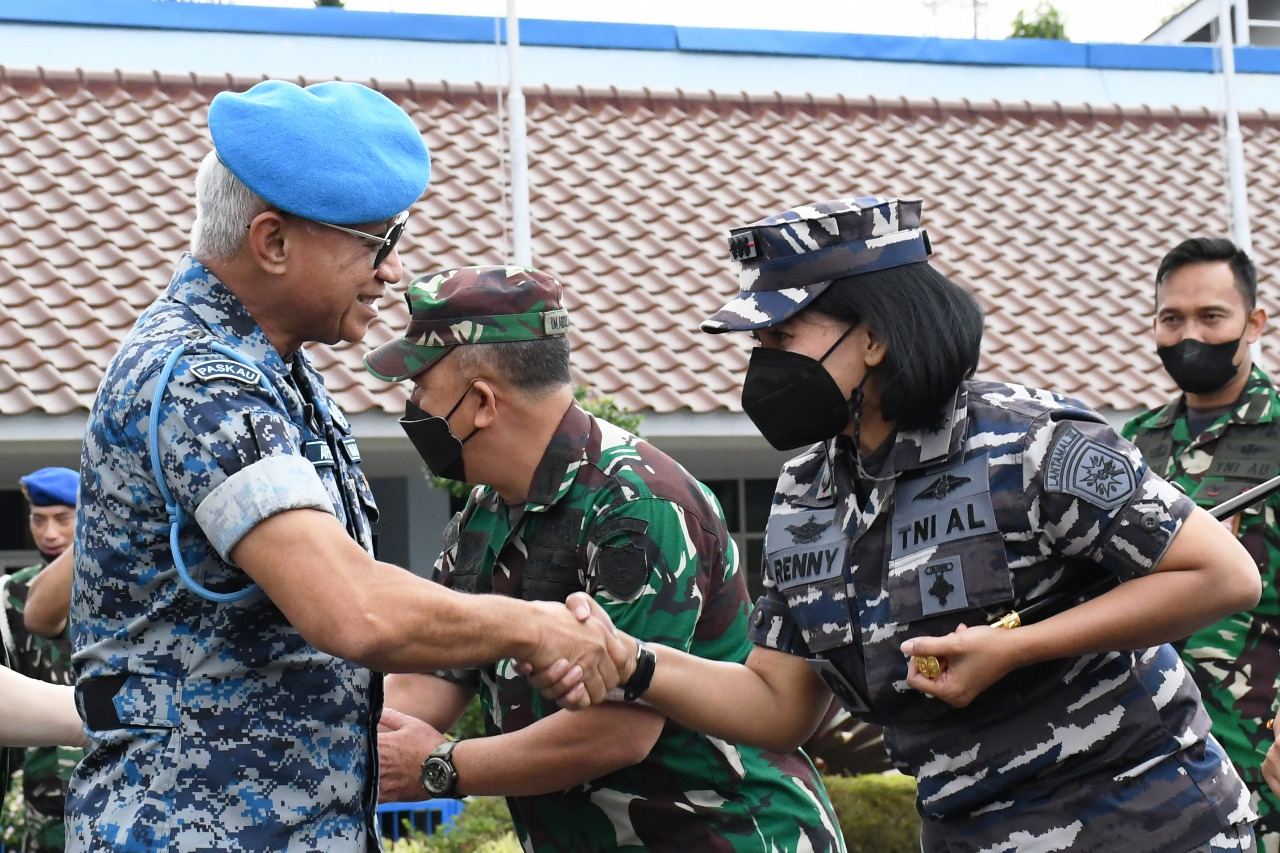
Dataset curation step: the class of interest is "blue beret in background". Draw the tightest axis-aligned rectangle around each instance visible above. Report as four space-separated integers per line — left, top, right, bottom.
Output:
20 467 79 507
209 79 431 225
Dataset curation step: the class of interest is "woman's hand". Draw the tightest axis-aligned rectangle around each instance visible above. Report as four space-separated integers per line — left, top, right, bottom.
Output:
900 624 1022 708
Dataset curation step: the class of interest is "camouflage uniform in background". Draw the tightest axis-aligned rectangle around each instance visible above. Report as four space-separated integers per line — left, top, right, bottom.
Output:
68 255 380 852
752 380 1255 853
3 565 84 853
434 402 845 853
1124 364 1280 850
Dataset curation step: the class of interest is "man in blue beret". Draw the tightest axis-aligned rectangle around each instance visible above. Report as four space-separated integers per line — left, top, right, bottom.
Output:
66 79 627 853
3 467 83 853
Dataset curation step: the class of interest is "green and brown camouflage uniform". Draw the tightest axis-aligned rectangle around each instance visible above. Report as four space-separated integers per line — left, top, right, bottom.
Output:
434 403 845 853
1125 365 1280 850
2 564 83 853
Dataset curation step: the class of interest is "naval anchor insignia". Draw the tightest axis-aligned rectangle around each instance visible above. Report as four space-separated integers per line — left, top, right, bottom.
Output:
924 562 956 606
786 515 834 544
915 473 972 501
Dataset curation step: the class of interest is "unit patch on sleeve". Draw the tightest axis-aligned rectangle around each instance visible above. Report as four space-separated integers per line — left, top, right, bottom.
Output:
596 544 649 601
190 359 263 386
1044 424 1137 511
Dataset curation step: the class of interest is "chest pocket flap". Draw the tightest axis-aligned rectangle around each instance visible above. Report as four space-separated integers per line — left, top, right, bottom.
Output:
764 507 853 652
886 455 1012 623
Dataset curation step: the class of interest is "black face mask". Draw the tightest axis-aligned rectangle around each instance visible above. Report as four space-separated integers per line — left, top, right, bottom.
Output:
741 328 857 451
1157 336 1244 395
400 389 478 482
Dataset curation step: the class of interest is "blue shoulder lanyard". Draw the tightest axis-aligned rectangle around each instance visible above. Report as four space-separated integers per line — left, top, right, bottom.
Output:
148 341 279 603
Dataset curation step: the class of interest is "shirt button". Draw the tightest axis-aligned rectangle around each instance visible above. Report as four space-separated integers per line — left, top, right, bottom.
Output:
1139 512 1161 532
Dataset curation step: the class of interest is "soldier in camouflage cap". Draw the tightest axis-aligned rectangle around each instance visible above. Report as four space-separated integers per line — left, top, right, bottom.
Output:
576 198 1265 852
1123 237 1280 849
2 468 84 853
67 81 624 853
367 265 846 853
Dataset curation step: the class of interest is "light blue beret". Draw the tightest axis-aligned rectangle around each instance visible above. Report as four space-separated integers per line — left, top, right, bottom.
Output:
208 79 431 225
20 467 79 507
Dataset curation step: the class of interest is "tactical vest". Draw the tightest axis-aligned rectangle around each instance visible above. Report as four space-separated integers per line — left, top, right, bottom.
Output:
447 499 588 602
1133 420 1280 509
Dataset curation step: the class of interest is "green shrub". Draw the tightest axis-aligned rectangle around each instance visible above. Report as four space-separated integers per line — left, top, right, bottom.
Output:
384 776 922 852
388 797 515 853
822 772 920 853
2 767 26 850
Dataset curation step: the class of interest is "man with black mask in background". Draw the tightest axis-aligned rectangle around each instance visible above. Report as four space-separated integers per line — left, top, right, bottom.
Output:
1123 237 1280 851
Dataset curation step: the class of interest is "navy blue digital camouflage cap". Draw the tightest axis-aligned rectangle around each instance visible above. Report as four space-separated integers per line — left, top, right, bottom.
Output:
702 197 930 333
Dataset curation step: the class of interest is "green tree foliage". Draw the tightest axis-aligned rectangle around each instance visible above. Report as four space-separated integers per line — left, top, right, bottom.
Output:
427 386 643 499
314 0 345 6
1009 2 1068 40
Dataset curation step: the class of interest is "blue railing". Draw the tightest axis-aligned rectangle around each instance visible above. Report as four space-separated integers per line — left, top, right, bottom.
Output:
0 799 466 851
377 798 466 842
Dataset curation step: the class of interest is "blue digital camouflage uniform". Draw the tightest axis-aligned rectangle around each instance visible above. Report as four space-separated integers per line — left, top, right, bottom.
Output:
750 379 1255 853
436 403 845 853
3 564 84 853
1125 364 1280 851
68 254 382 852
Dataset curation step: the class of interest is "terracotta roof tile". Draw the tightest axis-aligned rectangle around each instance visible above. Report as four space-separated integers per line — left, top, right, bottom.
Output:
0 70 1277 417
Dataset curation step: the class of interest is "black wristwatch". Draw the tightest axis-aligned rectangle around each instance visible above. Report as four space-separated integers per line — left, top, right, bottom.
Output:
419 739 459 798
622 639 657 702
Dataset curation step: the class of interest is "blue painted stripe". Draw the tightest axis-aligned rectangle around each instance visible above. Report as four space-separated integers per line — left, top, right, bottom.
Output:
5 0 1280 74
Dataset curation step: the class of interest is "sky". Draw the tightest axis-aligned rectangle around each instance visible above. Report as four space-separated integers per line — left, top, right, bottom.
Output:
233 0 1191 44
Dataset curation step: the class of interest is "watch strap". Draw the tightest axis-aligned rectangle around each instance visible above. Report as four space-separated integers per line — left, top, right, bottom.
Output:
622 640 656 702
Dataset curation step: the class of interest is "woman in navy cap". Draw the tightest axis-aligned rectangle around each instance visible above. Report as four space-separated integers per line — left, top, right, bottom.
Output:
560 198 1263 852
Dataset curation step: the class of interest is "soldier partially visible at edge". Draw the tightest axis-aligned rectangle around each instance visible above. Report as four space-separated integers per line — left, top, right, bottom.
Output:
2 467 84 853
67 80 626 853
1122 236 1280 849
549 197 1264 852
367 265 846 852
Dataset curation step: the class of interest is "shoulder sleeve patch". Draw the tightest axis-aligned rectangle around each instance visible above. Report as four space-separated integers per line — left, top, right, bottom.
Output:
587 516 648 545
189 359 263 386
595 544 649 602
1044 424 1138 510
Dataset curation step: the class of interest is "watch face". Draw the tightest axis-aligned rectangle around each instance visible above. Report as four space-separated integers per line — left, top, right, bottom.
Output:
422 759 452 794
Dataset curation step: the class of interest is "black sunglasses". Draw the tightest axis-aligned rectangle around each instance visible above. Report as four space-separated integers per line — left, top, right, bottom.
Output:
313 211 410 269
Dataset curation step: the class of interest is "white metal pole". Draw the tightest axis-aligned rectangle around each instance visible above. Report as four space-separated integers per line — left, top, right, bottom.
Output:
1219 0 1252 256
506 0 531 267
1234 0 1250 46
1218 0 1259 363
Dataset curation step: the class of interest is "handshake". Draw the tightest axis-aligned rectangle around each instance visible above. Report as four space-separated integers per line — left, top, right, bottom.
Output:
516 592 642 709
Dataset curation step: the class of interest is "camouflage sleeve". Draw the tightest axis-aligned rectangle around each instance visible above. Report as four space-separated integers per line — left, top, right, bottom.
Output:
585 498 711 651
746 571 812 656
1026 414 1194 580
431 511 479 686
145 353 334 562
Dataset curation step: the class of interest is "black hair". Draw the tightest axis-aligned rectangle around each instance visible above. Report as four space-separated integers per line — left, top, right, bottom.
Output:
809 261 984 431
452 335 572 396
1155 237 1257 310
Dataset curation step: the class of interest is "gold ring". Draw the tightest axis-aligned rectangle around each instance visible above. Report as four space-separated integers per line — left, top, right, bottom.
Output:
916 655 941 680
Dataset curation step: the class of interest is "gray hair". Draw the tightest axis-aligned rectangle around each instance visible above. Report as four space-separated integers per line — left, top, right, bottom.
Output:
190 151 270 263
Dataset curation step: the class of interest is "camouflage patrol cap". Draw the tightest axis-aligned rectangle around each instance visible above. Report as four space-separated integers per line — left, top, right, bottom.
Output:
364 265 570 382
702 197 931 333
